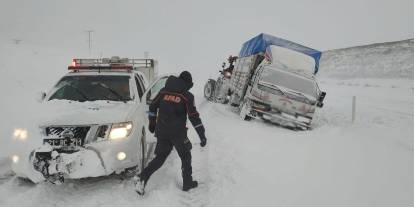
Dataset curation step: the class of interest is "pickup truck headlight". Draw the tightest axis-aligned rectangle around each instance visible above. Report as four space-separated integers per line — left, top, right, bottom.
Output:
109 122 133 140
12 155 20 163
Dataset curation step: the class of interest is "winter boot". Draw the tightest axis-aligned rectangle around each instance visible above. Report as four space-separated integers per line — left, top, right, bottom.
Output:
183 180 198 191
134 175 146 196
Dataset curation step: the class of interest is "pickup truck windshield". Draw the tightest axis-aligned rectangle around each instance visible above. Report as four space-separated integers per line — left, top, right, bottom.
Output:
49 75 132 102
260 68 317 98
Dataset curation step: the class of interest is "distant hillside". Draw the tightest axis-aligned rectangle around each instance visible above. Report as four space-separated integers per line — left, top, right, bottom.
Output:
319 39 414 79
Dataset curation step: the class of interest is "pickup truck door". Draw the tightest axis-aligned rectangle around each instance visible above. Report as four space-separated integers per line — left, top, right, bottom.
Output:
142 75 169 106
141 75 169 133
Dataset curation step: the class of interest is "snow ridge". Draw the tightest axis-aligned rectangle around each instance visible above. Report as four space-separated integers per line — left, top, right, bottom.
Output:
320 39 414 79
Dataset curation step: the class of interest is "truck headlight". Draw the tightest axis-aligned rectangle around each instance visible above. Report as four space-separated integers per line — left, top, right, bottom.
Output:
109 122 133 140
13 128 28 141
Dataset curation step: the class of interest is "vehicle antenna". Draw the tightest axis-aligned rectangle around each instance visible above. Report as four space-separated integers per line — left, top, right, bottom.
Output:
85 30 94 56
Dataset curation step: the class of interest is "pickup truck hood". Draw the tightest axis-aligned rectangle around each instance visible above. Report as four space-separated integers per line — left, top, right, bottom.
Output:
38 100 137 126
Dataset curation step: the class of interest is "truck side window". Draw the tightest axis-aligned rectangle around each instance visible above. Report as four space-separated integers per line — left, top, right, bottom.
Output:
135 77 144 99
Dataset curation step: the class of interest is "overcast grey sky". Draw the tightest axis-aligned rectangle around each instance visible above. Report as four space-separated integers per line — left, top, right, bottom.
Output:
1 0 413 76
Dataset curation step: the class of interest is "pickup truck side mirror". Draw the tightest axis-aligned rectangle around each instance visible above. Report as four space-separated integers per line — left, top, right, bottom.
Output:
146 91 152 105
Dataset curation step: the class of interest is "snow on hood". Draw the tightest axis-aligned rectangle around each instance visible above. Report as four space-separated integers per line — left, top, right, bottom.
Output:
36 100 137 126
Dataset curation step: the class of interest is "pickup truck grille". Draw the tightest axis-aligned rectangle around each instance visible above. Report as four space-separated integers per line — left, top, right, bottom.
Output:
96 125 109 139
45 126 91 140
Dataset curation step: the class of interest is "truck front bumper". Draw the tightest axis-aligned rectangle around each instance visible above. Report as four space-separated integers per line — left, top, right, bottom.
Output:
251 108 312 129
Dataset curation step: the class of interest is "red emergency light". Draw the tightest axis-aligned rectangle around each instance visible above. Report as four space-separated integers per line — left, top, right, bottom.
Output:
71 59 77 67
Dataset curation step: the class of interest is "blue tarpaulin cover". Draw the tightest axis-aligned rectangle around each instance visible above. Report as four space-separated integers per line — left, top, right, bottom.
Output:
239 33 322 74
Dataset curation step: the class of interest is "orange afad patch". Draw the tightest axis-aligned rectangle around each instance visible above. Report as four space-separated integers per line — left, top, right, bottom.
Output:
163 94 182 103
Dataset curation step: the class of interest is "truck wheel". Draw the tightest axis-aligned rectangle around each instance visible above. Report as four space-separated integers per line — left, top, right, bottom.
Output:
204 79 216 101
239 99 253 121
229 93 240 107
222 97 230 104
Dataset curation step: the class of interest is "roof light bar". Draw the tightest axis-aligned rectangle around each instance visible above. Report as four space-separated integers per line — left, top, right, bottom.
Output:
68 65 133 70
68 56 154 72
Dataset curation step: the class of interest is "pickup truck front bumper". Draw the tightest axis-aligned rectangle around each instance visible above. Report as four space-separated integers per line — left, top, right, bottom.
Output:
12 138 140 183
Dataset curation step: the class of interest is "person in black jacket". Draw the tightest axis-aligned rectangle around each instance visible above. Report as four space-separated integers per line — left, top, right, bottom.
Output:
134 71 207 195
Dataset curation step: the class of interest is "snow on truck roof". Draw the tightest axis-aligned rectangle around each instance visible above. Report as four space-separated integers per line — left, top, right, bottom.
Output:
239 33 322 74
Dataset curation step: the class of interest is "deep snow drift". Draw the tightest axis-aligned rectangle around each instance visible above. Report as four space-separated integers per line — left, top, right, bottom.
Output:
1 39 414 207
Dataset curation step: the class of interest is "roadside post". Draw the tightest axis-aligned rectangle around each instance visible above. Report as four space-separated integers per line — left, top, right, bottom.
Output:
352 96 356 123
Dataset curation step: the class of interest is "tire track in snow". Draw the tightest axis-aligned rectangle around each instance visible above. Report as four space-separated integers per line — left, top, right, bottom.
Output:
177 146 210 207
0 157 14 185
175 100 236 207
176 100 211 207
181 102 240 206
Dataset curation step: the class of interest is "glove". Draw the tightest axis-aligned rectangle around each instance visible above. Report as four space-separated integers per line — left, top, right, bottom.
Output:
195 124 207 147
200 135 207 147
148 116 156 134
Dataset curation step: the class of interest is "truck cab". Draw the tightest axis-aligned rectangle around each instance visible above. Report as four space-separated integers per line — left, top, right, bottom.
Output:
229 34 326 129
240 64 324 129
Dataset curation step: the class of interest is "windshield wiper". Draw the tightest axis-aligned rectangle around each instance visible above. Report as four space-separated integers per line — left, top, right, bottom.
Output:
63 83 91 101
92 82 129 103
287 90 313 104
259 81 285 95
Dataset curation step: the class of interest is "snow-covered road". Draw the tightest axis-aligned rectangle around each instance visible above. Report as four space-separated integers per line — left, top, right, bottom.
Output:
1 78 414 207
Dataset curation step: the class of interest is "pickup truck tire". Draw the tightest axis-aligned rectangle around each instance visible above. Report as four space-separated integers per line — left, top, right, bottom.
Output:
140 128 146 172
124 128 147 178
204 79 216 101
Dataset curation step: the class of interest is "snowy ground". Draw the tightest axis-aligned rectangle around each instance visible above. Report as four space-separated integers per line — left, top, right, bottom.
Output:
1 42 414 206
1 77 414 206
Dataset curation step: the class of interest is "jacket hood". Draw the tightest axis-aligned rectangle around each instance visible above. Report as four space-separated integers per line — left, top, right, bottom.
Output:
164 76 191 93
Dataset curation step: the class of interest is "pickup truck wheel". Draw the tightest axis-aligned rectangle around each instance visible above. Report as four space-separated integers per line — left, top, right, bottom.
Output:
119 129 146 179
239 99 253 121
204 79 216 101
140 128 146 172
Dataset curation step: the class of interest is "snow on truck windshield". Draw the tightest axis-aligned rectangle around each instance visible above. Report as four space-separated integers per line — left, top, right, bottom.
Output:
269 45 316 75
260 67 317 98
49 75 132 102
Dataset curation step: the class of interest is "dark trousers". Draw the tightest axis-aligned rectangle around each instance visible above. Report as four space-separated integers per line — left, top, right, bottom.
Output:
139 137 193 184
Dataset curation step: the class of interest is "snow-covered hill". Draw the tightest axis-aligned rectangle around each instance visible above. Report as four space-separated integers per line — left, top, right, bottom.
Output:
320 39 414 79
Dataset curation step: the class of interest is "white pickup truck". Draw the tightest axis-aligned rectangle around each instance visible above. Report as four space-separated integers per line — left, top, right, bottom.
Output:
11 57 170 184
